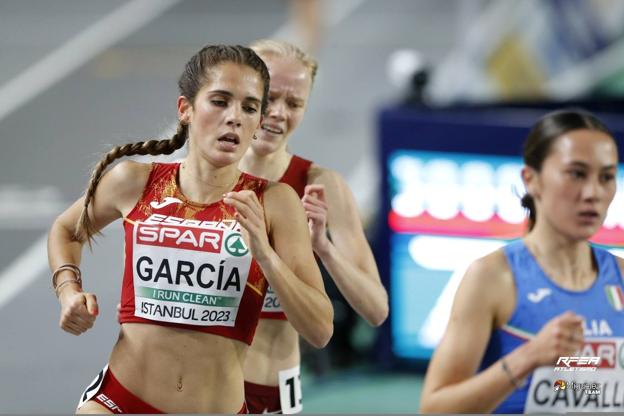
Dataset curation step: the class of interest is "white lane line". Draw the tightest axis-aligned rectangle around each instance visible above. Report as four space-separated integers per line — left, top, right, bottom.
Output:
0 0 180 310
0 233 49 309
0 0 181 123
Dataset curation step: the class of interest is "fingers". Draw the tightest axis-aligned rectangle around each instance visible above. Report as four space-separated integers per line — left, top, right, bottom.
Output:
60 292 97 335
224 190 262 211
558 310 583 323
302 195 328 212
304 184 325 200
85 293 99 316
224 192 262 220
304 206 326 225
61 321 82 336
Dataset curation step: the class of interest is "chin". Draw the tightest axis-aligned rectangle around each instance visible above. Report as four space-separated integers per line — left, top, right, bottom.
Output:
210 153 240 168
567 226 601 242
251 139 279 156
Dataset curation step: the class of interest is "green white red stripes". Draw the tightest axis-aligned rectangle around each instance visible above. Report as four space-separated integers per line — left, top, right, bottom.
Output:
501 324 535 341
605 285 624 311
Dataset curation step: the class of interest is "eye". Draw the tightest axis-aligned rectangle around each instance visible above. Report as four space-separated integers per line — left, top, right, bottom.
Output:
243 105 258 114
211 99 227 107
600 173 615 182
288 101 303 109
568 169 586 179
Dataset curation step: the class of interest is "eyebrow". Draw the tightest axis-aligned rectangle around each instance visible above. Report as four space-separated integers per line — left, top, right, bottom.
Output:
568 161 617 170
209 90 261 105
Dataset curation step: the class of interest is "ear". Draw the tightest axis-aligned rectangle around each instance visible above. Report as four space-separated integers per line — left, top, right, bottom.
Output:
177 96 192 125
521 165 541 200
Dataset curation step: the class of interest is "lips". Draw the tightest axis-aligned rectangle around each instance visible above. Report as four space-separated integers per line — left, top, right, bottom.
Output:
261 124 283 135
578 210 600 222
217 132 240 145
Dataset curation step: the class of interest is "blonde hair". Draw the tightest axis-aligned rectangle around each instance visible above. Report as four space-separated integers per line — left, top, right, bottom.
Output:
250 39 318 85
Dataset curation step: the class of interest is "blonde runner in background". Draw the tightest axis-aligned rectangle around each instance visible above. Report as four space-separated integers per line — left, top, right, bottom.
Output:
239 39 388 414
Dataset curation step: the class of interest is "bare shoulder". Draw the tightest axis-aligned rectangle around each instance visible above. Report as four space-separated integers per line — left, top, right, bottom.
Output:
263 181 301 212
616 255 624 278
95 160 152 215
102 160 152 198
307 164 344 189
264 180 299 201
458 248 515 324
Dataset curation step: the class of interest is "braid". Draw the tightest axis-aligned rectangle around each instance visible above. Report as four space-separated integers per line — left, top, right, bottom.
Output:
76 123 188 246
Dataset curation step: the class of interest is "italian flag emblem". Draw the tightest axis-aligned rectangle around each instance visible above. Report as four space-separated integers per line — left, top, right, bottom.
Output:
605 285 624 311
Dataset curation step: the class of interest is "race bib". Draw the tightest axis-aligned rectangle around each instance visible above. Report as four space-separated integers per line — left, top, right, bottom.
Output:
261 285 284 313
524 338 624 413
278 365 303 414
132 221 252 326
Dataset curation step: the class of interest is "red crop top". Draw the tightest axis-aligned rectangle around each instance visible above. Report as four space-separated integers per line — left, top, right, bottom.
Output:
118 162 268 345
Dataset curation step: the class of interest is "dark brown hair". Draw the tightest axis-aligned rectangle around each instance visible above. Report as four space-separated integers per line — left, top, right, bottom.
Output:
76 45 270 245
521 109 614 231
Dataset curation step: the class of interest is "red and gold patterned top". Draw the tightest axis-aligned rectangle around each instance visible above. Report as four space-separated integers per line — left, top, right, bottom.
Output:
119 162 268 345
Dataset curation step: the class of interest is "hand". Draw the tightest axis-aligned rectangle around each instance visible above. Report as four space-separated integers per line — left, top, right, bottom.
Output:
525 311 584 368
58 287 98 336
302 185 330 255
223 190 272 263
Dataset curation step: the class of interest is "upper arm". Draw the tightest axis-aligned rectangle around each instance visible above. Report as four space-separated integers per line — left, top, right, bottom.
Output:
308 166 379 274
422 250 511 395
264 182 324 290
55 160 151 237
617 256 624 282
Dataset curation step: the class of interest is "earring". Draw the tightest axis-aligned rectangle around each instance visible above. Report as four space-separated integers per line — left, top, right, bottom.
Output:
253 134 258 140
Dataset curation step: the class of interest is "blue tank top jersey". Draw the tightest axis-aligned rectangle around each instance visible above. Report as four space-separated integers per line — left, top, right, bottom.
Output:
479 239 624 414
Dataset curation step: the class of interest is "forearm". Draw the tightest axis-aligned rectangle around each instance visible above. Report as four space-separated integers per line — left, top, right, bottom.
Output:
257 250 333 348
421 343 535 413
316 242 388 326
48 219 84 289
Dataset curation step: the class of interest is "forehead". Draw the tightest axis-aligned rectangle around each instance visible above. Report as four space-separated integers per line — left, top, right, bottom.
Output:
203 61 264 97
549 129 618 165
263 55 311 92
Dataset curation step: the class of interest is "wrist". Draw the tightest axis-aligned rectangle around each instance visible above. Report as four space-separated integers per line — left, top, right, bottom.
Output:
505 342 538 385
515 340 538 371
313 238 333 259
254 245 278 271
58 283 82 303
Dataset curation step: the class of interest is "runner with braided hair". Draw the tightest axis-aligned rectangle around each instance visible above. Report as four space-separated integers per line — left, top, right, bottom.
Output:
47 44 332 414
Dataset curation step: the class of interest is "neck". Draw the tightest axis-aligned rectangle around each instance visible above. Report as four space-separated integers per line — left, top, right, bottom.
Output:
178 156 240 205
524 223 595 290
240 148 292 181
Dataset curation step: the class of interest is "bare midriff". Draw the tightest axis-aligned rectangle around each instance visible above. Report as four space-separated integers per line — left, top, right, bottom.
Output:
244 319 300 386
108 323 247 413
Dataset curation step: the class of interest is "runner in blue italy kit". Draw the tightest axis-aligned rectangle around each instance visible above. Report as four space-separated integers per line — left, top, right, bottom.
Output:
420 109 624 413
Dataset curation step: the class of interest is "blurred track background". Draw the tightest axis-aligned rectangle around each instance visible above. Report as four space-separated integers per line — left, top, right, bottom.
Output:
1 0 623 413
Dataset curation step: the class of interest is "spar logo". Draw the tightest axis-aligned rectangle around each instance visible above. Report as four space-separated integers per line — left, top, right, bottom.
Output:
137 224 223 253
554 356 600 372
225 233 248 257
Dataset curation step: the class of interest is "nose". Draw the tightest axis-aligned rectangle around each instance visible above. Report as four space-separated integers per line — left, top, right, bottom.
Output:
226 105 242 128
581 176 601 202
267 100 285 122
